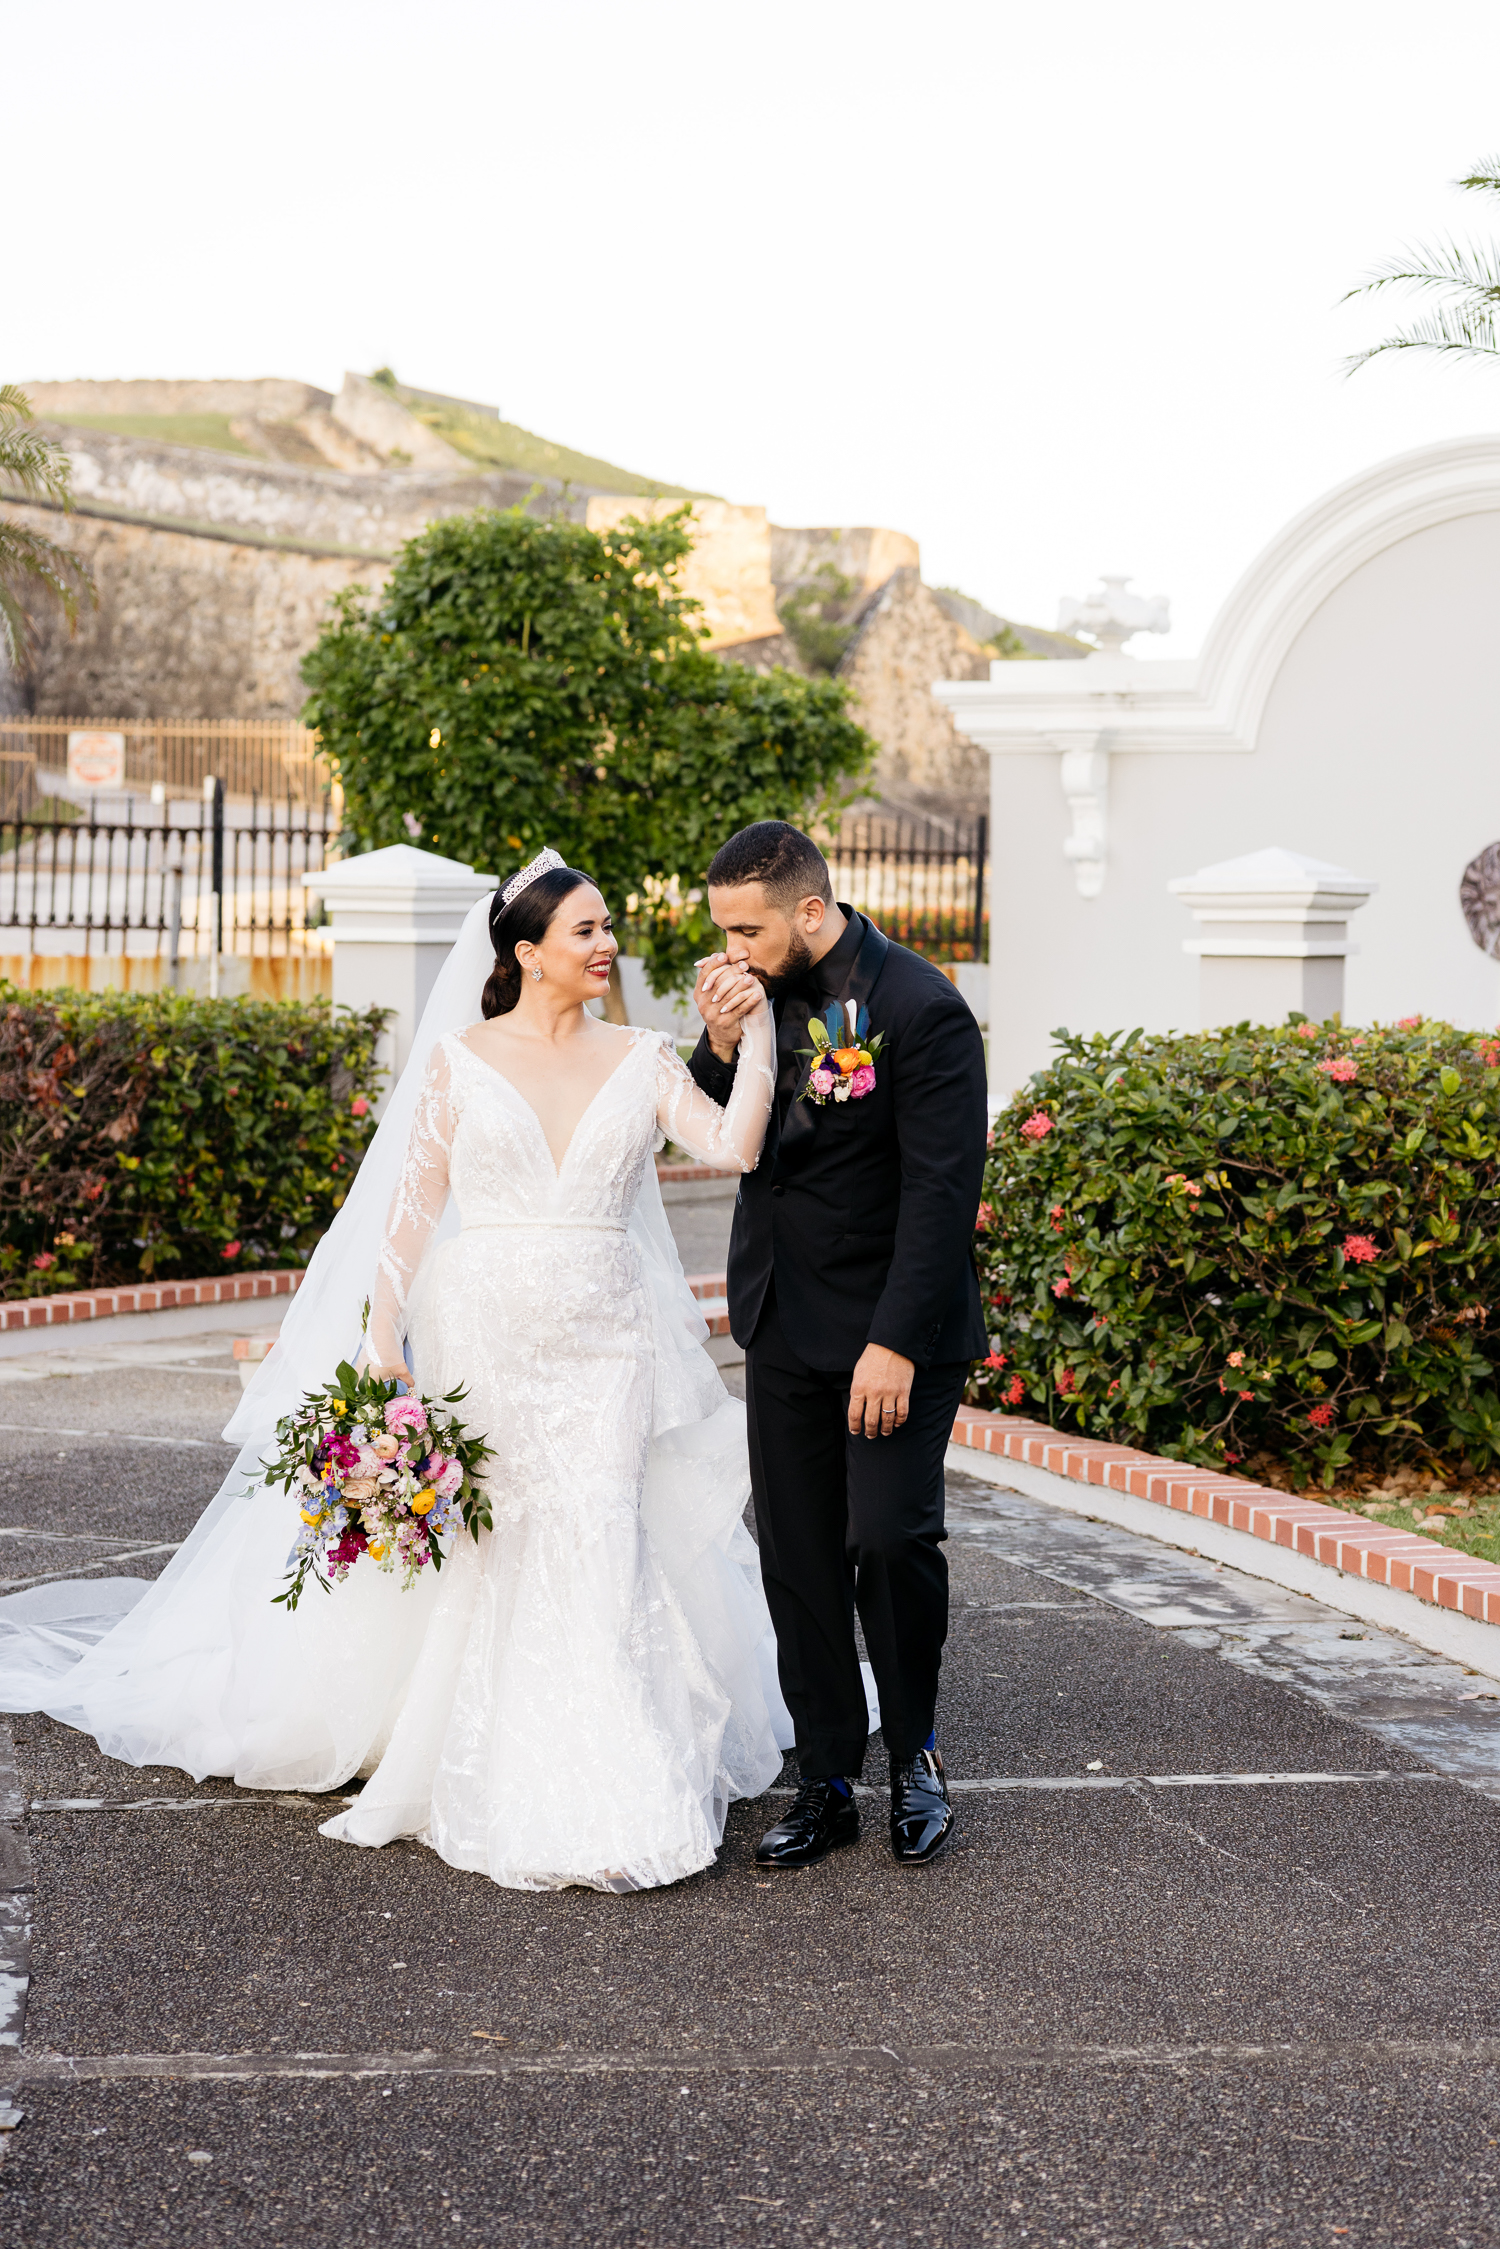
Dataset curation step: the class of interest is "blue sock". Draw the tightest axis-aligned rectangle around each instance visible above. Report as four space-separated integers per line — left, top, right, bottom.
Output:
923 1728 937 1753
826 1775 850 1797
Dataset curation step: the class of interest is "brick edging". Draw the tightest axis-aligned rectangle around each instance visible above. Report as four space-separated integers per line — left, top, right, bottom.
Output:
0 1269 306 1333
950 1405 1500 1630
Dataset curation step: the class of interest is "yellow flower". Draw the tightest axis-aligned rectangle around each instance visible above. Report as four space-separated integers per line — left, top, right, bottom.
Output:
410 1489 437 1517
367 1542 387 1560
331 1398 345 1415
300 1506 326 1526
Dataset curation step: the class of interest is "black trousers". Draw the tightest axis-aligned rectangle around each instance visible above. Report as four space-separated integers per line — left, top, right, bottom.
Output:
743 1289 969 1778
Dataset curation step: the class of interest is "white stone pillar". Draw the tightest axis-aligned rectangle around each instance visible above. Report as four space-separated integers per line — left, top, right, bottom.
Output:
1167 847 1378 1026
303 844 495 1109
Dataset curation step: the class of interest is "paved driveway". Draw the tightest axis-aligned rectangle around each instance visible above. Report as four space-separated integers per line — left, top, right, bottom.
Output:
1 1317 1498 2247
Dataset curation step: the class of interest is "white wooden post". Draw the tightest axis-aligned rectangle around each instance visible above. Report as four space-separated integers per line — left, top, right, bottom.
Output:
1168 846 1378 1026
303 844 495 1110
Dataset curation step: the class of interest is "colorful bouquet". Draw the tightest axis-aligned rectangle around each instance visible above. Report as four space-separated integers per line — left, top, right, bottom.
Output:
799 1000 886 1107
260 1342 493 1611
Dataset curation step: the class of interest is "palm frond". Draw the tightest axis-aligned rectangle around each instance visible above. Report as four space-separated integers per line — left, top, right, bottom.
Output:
1343 301 1500 374
1342 235 1500 304
0 384 76 505
1456 159 1500 197
0 516 96 669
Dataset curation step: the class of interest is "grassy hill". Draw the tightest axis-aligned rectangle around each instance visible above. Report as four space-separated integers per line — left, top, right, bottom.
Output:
43 412 257 456
392 385 714 498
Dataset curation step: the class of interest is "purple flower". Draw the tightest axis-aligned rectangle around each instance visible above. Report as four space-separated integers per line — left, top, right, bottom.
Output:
849 1064 876 1097
810 1066 836 1097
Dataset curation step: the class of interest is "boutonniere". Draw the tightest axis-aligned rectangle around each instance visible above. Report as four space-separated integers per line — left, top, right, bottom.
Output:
797 1000 886 1106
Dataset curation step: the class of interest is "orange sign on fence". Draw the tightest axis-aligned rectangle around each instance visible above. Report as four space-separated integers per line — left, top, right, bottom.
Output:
66 731 127 791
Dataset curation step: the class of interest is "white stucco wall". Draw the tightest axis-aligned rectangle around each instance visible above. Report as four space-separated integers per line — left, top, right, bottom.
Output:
984 506 1500 1099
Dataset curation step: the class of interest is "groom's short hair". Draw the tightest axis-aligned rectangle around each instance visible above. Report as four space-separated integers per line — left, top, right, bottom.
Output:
707 822 833 912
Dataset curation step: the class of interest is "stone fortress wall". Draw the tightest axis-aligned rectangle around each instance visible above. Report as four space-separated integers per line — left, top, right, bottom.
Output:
5 376 1078 809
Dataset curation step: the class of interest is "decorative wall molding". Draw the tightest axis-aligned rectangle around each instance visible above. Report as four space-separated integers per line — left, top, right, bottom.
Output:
933 435 1500 759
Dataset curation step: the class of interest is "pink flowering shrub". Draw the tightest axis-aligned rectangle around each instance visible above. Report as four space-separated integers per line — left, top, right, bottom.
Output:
967 1013 1500 1484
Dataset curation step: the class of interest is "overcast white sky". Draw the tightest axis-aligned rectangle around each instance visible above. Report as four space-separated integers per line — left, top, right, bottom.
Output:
11 1 1500 650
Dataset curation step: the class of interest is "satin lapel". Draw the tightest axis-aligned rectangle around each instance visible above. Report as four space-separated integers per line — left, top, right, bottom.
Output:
774 916 891 1181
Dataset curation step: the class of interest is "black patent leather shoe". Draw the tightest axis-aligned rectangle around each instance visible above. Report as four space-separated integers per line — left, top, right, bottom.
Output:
755 1778 859 1869
889 1746 954 1863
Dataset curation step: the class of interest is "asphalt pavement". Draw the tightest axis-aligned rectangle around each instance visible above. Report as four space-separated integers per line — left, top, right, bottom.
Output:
1 1228 1499 2245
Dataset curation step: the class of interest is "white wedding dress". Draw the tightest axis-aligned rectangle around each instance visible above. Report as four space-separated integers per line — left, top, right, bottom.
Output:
0 910 799 1894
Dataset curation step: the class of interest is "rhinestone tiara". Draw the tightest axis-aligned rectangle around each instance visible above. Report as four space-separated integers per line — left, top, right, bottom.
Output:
500 845 566 909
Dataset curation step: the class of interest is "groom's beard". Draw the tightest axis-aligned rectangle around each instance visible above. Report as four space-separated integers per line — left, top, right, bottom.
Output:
751 926 815 998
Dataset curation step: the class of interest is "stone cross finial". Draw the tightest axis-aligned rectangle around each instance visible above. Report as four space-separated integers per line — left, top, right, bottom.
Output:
1056 574 1171 654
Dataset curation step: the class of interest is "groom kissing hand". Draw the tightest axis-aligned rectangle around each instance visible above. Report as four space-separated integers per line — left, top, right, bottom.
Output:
688 821 988 1872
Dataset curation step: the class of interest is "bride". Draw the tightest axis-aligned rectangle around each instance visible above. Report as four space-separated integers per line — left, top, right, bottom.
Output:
0 848 794 1894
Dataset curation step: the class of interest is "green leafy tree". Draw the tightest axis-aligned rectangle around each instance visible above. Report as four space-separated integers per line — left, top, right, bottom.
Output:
0 385 95 668
302 506 874 995
1344 159 1500 372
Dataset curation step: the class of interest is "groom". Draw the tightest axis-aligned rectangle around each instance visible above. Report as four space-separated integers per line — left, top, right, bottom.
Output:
689 822 988 1867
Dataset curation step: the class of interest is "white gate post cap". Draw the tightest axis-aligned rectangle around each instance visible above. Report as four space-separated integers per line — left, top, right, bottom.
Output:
304 843 497 944
1168 845 1378 918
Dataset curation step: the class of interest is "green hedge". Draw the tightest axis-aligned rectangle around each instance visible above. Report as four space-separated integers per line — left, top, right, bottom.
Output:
0 987 386 1297
969 1016 1500 1484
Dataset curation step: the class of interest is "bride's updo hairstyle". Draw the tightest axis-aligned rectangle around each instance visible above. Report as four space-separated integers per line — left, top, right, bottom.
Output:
482 863 601 1018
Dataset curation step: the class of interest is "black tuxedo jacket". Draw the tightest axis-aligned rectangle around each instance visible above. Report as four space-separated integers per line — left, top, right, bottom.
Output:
687 913 989 1371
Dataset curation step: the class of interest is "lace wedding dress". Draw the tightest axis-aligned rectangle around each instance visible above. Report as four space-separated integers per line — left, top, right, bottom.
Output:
0 963 795 1894
320 1017 786 1889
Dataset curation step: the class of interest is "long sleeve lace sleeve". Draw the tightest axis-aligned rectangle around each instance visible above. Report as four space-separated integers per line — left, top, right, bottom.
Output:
654 1005 774 1173
367 1043 457 1368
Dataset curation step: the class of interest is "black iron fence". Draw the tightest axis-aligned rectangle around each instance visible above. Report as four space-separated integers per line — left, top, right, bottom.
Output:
0 790 334 962
822 811 987 960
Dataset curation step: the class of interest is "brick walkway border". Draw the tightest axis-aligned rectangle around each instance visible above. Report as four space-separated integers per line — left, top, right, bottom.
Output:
951 1404 1500 1630
0 1269 305 1334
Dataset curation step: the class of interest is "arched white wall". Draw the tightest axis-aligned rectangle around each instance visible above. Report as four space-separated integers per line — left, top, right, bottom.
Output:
982 506 1500 1096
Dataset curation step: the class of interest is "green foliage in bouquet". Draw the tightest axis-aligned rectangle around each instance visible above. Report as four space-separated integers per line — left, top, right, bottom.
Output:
261 1347 494 1612
301 506 873 994
0 987 386 1295
970 1016 1500 1486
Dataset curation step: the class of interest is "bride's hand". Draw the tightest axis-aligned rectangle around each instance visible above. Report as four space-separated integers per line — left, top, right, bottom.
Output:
368 1363 410 1385
694 954 764 1062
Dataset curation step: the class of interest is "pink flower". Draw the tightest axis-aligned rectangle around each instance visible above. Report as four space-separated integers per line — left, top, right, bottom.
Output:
1055 1368 1076 1395
810 1066 836 1098
385 1397 428 1436
1003 1374 1024 1406
984 1350 1008 1370
1107 1379 1120 1396
1482 1043 1500 1068
402 811 424 838
1294 1022 1320 1040
1307 1402 1336 1429
372 1433 400 1461
1227 1350 1245 1368
355 1444 383 1475
31 1252 55 1271
1020 1110 1053 1141
222 1240 242 1259
849 1064 876 1097
1052 1277 1071 1298
1048 1203 1065 1231
435 1459 463 1498
1342 1233 1378 1265
975 1201 995 1230
1316 1057 1358 1083
1398 1014 1423 1030
351 1096 369 1118
1240 1389 1254 1401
